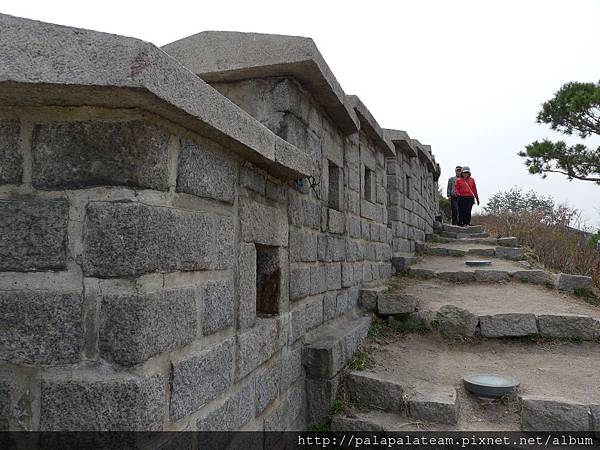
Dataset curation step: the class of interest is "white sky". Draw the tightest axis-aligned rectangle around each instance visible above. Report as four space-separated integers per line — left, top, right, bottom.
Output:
4 0 600 228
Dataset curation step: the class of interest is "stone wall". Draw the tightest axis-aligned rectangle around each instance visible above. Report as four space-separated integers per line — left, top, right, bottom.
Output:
0 15 440 432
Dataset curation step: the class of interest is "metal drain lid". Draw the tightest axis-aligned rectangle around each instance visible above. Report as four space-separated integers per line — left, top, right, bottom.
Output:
463 373 519 398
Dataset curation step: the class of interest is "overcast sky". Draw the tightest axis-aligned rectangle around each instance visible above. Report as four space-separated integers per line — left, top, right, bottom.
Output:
5 0 600 227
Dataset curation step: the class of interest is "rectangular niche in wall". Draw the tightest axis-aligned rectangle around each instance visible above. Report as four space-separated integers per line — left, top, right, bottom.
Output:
405 175 411 199
327 161 342 210
255 244 281 316
364 166 375 202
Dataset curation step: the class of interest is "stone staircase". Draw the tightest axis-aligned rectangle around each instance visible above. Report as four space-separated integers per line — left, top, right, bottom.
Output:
335 224 600 432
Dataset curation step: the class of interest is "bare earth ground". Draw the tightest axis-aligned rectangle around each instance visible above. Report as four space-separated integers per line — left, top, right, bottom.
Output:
360 332 600 430
410 255 532 272
394 277 600 318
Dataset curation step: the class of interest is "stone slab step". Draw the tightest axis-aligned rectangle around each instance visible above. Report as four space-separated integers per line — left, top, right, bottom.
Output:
433 235 519 247
408 267 549 285
557 273 594 293
520 395 596 432
377 293 417 315
346 371 403 412
391 253 417 273
439 231 490 239
442 224 484 234
426 245 525 260
406 383 459 425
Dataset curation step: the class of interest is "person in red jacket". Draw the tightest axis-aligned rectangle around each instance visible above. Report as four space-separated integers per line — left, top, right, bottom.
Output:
455 166 479 227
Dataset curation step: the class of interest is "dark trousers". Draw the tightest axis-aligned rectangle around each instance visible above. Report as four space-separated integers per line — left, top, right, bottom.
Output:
450 196 460 225
458 196 475 226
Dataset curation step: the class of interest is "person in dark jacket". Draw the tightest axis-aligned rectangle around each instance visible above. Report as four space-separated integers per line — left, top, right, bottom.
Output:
455 166 479 227
446 166 462 225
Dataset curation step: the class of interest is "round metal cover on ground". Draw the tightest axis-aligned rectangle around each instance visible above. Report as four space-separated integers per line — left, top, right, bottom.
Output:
463 373 519 398
465 260 492 267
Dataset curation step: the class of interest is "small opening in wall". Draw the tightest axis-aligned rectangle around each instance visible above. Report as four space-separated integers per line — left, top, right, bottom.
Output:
364 166 374 202
328 161 342 210
256 244 280 316
405 175 411 199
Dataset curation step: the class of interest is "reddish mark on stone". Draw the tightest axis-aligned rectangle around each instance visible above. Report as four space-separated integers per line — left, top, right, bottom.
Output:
130 51 149 78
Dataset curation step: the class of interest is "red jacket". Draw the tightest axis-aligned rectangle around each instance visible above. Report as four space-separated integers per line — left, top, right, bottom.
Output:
455 177 479 202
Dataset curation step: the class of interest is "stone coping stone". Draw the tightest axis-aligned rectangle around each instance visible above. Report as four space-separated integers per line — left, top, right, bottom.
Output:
0 13 310 180
302 316 371 379
557 273 594 293
346 371 403 412
406 383 459 425
162 31 359 134
377 293 418 315
347 95 395 157
383 128 418 158
520 396 591 431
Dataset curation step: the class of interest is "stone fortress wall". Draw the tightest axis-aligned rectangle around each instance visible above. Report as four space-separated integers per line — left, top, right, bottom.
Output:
0 15 440 431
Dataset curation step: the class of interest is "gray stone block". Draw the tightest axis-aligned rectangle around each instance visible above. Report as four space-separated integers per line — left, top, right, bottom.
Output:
436 305 479 338
255 361 281 415
331 415 384 431
359 287 386 311
1 291 83 365
520 396 590 431
347 216 361 238
290 265 310 300
326 263 342 290
291 297 323 341
0 198 68 271
407 384 458 425
236 318 285 379
437 271 476 282
32 120 171 190
170 338 234 421
286 380 307 429
474 270 510 282
323 292 337 322
266 180 286 203
83 202 217 277
497 237 518 247
467 248 495 257
214 214 235 270
240 165 266 195
327 236 346 262
203 279 235 334
538 314 600 340
495 246 524 260
310 264 326 295
177 137 237 203
281 346 303 391
100 288 196 365
341 262 354 288
328 208 345 234
240 198 288 246
511 270 547 284
591 404 600 436
346 371 403 412
557 273 594 292
479 313 538 337
306 375 340 426
0 119 22 185
377 293 417 315
289 229 317 262
238 243 257 330
40 373 165 430
196 380 254 431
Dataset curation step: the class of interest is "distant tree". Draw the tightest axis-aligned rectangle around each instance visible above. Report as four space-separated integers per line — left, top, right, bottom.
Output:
484 187 555 218
518 81 600 184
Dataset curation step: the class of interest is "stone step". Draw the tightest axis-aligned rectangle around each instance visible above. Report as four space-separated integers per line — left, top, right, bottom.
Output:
433 235 519 247
346 372 459 425
408 267 549 285
425 245 524 261
439 231 490 239
520 396 597 432
391 252 417 273
442 224 484 234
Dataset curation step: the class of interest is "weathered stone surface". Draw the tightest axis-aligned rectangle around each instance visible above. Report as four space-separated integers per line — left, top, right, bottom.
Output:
511 270 547 284
32 120 171 190
289 229 317 262
377 293 417 315
309 264 326 295
408 267 434 279
346 372 402 412
436 304 479 338
495 246 524 260
40 373 165 430
467 248 495 257
591 404 600 436
291 298 323 341
170 339 234 421
327 236 346 262
0 119 22 185
331 415 384 431
240 165 265 195
557 273 594 293
236 318 285 379
0 198 68 271
437 271 476 282
255 361 281 415
238 243 257 330
83 202 219 277
341 262 354 288
326 263 342 290
306 375 340 426
290 265 310 300
286 381 306 429
359 286 386 311
474 270 510 282
202 279 235 334
407 384 458 425
538 314 600 340
520 396 590 431
497 237 518 247
281 346 303 391
0 291 83 365
479 313 538 337
196 380 254 431
240 198 288 246
322 292 337 322
328 208 345 234
177 137 237 203
100 288 196 365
